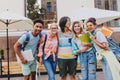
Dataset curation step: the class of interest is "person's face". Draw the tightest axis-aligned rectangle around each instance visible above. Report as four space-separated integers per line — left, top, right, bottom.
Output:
33 23 43 35
50 25 58 34
73 23 82 34
86 22 96 33
65 18 71 28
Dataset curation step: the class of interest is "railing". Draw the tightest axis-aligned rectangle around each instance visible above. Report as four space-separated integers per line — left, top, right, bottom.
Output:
1 60 102 77
0 49 4 76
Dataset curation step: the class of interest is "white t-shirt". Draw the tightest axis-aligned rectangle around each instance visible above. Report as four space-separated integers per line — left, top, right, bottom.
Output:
93 31 108 51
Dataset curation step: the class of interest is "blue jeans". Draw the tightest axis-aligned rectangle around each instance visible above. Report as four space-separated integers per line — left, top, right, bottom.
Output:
42 54 57 80
101 56 113 80
79 49 96 80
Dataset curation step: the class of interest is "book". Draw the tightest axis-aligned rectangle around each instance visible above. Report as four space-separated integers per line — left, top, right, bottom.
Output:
100 25 113 38
16 49 34 64
79 33 91 43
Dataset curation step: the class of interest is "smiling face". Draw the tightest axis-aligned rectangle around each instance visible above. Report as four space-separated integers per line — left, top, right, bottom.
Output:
33 22 43 36
50 23 58 35
86 22 96 33
73 23 82 34
64 18 71 32
65 18 71 28
72 21 83 35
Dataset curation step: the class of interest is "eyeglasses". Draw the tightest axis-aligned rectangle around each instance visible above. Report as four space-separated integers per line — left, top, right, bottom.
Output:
51 28 58 29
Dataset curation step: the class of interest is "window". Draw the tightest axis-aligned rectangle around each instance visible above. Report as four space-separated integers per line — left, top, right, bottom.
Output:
46 2 52 12
113 0 117 10
95 0 102 8
105 0 109 10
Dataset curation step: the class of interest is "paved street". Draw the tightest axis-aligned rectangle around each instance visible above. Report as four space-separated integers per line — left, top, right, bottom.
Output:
0 71 104 80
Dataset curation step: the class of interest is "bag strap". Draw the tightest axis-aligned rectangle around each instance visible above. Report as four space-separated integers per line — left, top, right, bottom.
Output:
22 32 43 51
42 34 47 53
39 33 42 38
22 32 30 51
36 33 42 49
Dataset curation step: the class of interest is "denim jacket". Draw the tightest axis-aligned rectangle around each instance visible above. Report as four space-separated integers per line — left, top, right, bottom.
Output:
71 38 80 62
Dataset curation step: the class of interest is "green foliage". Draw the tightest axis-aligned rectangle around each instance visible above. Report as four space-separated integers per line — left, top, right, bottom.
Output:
27 0 41 20
39 7 47 19
0 49 4 56
0 49 4 59
119 43 120 47
27 0 47 20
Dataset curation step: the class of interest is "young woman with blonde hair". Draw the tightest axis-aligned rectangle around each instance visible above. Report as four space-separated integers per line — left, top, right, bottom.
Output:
71 21 96 80
38 23 59 80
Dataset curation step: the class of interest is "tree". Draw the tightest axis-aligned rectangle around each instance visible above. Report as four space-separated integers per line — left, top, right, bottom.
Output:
27 0 41 20
39 7 47 19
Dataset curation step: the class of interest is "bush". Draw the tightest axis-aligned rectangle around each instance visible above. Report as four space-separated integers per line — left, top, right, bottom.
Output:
119 43 120 47
0 49 4 59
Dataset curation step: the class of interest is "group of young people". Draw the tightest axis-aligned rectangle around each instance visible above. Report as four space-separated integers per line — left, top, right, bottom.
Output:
14 16 120 80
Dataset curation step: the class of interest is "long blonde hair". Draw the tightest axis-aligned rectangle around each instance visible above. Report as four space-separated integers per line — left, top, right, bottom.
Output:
72 21 83 39
50 23 59 54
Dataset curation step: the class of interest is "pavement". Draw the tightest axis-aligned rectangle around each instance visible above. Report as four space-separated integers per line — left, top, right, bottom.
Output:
0 71 104 80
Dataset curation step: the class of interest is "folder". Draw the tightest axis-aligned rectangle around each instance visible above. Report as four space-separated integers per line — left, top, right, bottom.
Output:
16 49 34 64
79 33 91 43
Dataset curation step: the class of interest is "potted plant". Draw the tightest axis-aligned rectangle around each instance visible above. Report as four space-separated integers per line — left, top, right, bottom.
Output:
118 43 120 47
0 49 4 60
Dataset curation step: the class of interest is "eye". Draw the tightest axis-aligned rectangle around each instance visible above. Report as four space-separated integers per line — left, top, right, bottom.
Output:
87 24 93 27
74 26 80 27
37 26 43 28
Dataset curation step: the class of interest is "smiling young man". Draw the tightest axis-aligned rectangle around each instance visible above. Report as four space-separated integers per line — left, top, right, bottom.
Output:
14 19 44 80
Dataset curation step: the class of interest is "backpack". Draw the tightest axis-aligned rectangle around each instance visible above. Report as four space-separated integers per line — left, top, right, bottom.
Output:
20 32 42 51
106 38 120 61
89 30 120 61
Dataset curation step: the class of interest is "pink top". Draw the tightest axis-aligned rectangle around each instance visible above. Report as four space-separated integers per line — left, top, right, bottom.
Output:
38 33 58 58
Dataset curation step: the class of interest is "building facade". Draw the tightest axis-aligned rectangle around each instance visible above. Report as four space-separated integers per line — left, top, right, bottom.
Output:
41 0 56 27
95 0 117 10
95 0 120 27
41 0 120 27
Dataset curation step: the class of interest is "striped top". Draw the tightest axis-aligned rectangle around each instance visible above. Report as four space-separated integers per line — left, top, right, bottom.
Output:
58 31 76 59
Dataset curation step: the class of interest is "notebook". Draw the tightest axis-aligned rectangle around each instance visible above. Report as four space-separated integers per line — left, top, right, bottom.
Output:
16 49 34 64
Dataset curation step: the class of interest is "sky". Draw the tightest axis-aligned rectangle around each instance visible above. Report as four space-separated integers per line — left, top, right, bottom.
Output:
37 0 41 8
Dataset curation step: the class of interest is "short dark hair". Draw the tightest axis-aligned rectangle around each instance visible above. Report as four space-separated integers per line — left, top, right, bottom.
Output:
59 16 70 32
33 18 44 26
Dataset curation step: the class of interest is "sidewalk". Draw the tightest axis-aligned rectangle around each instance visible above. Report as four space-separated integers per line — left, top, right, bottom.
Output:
0 71 104 80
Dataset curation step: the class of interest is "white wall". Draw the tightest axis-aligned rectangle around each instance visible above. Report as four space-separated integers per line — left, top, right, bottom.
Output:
0 0 33 31
117 0 120 11
56 0 95 22
0 0 25 16
116 0 120 26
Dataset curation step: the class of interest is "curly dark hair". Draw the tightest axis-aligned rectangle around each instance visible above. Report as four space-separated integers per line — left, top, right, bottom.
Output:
33 18 44 26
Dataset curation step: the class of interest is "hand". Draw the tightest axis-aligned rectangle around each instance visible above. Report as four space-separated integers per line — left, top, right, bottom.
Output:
80 47 88 52
81 42 88 47
90 35 96 40
77 47 88 54
81 42 92 47
39 58 43 65
21 58 28 64
38 53 43 58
